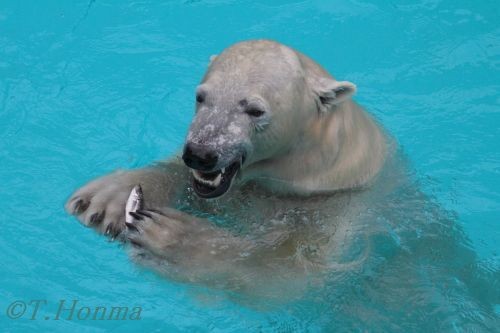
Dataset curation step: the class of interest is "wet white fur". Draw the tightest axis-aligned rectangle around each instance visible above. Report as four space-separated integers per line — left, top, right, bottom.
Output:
66 40 390 296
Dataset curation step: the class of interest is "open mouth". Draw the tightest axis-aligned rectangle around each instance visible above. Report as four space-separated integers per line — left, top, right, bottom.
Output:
191 160 241 199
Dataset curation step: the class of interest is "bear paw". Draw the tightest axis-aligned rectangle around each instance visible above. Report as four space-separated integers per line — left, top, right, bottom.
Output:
65 171 138 238
125 204 224 265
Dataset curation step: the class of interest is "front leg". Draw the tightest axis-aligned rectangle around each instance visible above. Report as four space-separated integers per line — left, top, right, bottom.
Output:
124 205 317 294
126 207 254 282
65 160 187 238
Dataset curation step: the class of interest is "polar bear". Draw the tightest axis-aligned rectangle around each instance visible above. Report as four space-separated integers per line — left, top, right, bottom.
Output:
65 40 388 292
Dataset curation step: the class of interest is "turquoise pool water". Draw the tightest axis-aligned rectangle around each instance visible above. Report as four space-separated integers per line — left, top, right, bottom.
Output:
1 0 499 331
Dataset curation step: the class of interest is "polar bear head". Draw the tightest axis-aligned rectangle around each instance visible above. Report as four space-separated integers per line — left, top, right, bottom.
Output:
182 40 358 198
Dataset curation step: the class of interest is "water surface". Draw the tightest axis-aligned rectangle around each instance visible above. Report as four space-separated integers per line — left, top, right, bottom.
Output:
1 0 499 331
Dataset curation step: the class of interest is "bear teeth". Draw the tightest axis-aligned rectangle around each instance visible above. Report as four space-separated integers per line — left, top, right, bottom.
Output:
193 170 222 188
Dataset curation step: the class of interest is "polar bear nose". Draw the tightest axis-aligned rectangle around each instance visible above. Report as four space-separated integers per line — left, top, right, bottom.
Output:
182 142 219 171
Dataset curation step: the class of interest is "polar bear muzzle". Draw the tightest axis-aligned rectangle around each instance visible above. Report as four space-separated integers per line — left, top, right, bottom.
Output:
182 142 245 198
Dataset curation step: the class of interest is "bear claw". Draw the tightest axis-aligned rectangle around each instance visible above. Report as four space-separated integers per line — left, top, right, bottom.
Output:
72 198 90 215
88 211 105 226
128 211 144 221
136 210 153 219
104 223 122 239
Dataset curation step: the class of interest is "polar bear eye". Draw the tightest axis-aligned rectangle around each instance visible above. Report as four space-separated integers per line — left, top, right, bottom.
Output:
196 92 205 104
245 108 265 118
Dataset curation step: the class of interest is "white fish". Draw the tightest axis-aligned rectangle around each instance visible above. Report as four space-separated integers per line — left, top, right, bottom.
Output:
125 185 143 225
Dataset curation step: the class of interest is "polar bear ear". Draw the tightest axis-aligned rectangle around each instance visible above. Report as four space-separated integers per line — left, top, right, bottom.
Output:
312 78 357 112
209 54 218 65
